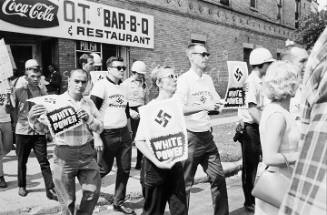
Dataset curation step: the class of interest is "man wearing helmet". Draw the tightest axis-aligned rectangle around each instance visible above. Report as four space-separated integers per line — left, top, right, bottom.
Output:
237 47 275 212
90 53 102 71
121 61 149 169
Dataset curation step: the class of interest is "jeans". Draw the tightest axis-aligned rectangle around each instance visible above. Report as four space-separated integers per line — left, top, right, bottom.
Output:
53 143 101 215
141 160 187 215
183 130 229 215
99 126 132 205
240 123 261 207
16 134 54 189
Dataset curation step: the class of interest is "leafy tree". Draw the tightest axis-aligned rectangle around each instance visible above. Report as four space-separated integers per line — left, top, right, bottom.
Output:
295 10 327 49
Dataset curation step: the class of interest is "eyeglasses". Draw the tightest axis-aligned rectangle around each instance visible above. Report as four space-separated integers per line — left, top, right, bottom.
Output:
161 74 178 80
112 66 126 71
192 52 210 57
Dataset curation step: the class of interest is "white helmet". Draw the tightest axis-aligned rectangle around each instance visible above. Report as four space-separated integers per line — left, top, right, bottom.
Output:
90 53 102 66
249 47 275 66
131 61 147 74
25 59 39 69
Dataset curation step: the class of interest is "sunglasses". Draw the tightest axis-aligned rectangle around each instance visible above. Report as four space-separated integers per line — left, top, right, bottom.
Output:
192 52 210 57
26 67 40 71
161 74 178 80
112 66 126 71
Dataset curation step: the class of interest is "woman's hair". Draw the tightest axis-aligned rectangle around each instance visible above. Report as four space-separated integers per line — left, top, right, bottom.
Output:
263 60 299 101
150 65 172 88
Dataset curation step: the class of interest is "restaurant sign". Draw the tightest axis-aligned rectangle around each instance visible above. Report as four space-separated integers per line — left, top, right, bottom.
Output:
0 0 154 48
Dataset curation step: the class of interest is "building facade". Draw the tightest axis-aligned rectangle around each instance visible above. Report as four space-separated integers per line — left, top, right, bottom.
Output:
0 0 314 95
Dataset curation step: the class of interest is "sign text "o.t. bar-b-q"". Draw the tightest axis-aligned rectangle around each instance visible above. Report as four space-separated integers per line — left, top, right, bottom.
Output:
0 0 154 49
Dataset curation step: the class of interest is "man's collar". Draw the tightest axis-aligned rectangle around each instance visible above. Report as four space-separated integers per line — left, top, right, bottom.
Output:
63 91 84 102
106 76 122 85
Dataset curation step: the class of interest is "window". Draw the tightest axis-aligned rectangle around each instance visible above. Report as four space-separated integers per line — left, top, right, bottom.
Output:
243 48 252 71
250 0 256 8
277 52 281 60
295 0 301 28
220 0 229 6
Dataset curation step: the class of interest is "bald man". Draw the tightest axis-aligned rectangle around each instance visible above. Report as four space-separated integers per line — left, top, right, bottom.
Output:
282 46 309 82
282 46 309 137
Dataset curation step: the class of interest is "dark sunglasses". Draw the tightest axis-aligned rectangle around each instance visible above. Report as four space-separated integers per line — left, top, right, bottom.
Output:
112 66 126 71
192 52 210 57
26 67 40 71
74 80 87 84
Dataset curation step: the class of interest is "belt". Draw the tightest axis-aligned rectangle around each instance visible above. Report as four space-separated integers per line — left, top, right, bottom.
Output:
103 126 127 132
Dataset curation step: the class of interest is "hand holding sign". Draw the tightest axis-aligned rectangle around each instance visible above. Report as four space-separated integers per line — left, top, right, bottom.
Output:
77 109 90 122
29 104 47 121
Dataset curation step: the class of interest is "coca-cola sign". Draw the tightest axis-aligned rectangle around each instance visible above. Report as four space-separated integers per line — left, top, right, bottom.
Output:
0 0 59 28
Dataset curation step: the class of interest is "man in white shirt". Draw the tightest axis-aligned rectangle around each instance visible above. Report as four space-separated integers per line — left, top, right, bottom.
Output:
237 47 275 212
90 57 136 215
282 46 308 127
174 43 228 215
79 53 95 95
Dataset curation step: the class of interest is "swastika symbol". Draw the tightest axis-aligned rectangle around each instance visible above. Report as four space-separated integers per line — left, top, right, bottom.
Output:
234 68 243 82
154 110 172 128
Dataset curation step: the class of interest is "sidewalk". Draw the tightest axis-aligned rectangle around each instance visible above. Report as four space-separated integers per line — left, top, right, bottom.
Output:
0 115 241 215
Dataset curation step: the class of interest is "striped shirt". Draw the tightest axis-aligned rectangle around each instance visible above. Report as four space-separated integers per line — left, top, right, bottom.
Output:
29 92 103 146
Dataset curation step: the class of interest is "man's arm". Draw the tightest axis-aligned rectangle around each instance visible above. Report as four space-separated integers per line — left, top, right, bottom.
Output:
86 99 104 134
248 102 261 124
90 95 103 110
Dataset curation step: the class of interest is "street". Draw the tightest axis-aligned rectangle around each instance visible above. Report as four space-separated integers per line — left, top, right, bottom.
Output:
95 173 253 215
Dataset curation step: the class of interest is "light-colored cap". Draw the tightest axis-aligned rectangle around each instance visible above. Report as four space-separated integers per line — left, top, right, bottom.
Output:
91 53 102 66
25 59 39 69
249 47 275 66
131 61 147 74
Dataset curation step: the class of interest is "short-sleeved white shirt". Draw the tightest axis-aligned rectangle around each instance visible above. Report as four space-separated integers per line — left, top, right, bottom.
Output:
90 78 128 129
238 70 266 124
174 70 221 132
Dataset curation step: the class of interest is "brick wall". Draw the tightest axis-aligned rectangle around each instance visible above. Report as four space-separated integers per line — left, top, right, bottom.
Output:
57 39 75 92
61 0 294 96
97 0 288 96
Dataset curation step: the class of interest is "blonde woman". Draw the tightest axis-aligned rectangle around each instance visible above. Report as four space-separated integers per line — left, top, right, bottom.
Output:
134 66 187 215
256 61 300 215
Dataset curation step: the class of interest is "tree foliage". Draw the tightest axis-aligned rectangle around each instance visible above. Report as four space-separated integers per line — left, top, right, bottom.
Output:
295 10 327 49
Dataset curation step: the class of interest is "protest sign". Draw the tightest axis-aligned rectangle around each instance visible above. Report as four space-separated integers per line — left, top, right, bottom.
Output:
224 61 248 109
139 98 188 163
90 71 107 83
27 95 59 108
0 81 10 106
28 95 83 136
45 105 82 136
0 39 13 81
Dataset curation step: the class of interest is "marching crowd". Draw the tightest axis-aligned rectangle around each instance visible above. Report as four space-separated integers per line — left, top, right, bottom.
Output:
0 28 326 215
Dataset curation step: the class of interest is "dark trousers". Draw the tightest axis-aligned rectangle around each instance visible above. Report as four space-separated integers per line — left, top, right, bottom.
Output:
99 126 132 205
240 123 261 206
183 130 229 215
53 143 101 215
130 106 143 167
141 161 187 215
16 134 54 190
